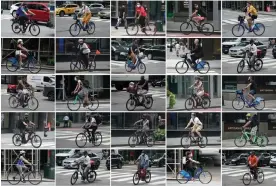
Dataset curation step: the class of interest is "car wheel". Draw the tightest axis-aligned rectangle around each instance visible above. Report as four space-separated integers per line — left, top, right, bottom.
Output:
223 51 228 54
59 11 65 17
48 92 54 101
68 14 71 16
12 10 17 18
115 54 119 61
117 163 122 169
148 54 152 60
274 55 276 59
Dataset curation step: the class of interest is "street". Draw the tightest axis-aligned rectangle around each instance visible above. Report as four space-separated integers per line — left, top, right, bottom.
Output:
111 87 166 111
167 32 221 37
167 136 221 149
167 180 221 186
1 68 54 74
111 165 166 186
111 26 165 37
111 136 165 148
222 100 276 111
1 11 55 37
222 165 276 186
166 49 221 75
222 136 276 149
1 181 54 186
222 9 276 37
56 125 110 148
55 100 110 112
111 59 165 74
56 162 110 186
56 16 110 37
167 98 221 111
56 61 110 74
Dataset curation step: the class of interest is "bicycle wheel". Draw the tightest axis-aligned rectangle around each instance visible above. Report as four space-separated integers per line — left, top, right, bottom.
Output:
88 96 99 111
88 60 96 72
28 171 42 185
126 23 139 36
143 97 153 109
75 133 88 148
198 62 210 74
128 134 138 147
180 22 193 34
199 171 212 184
28 58 41 74
253 23 265 36
67 97 81 111
137 62 146 74
181 136 191 148
242 173 251 185
176 171 189 184
144 23 157 36
145 133 154 147
29 24 40 36
87 170 97 183
94 132 102 146
185 98 194 110
175 61 189 74
7 172 21 185
69 23 81 37
6 59 19 72
125 62 133 72
201 23 214 36
232 24 245 37
198 136 208 148
237 59 245 73
133 172 140 185
253 59 263 71
70 61 82 71
234 135 247 147
257 171 264 184
253 100 265 110
126 98 136 111
9 95 19 108
70 172 78 185
145 171 151 183
87 21 96 35
232 97 245 110
11 22 21 34
31 135 42 148
12 134 22 146
257 135 268 147
201 97 211 109
27 97 39 111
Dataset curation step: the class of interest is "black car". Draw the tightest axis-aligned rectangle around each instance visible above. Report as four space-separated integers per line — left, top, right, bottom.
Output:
106 153 124 170
152 78 165 87
43 86 55 101
273 45 276 59
225 153 249 165
139 45 151 53
258 153 271 166
144 45 165 60
149 153 166 167
111 40 129 51
111 45 128 61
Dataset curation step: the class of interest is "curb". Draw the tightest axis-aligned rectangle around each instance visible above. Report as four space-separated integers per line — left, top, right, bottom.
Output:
167 106 221 111
56 69 110 73
56 101 110 104
167 30 221 34
1 64 54 70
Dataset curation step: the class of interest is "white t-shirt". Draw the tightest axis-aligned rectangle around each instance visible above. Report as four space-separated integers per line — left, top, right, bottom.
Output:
175 43 180 50
76 155 91 166
78 43 91 54
245 44 257 56
189 117 202 126
63 116 69 121
82 5 91 13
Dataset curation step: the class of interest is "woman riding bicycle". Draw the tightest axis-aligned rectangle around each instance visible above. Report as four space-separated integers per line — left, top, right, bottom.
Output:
128 39 140 66
191 4 207 26
184 113 203 139
73 76 89 107
189 76 204 104
77 39 90 70
16 76 32 107
16 150 33 183
80 3 92 31
184 151 200 181
133 114 150 144
245 2 258 32
16 39 28 70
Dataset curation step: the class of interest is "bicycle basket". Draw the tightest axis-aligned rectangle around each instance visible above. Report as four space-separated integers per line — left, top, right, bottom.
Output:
238 15 244 22
254 97 263 103
180 170 191 179
236 90 243 95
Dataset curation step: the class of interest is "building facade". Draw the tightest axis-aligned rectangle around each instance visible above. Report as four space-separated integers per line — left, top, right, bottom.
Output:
222 1 276 11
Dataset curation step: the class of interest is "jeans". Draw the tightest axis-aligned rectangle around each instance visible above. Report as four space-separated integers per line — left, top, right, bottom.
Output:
116 17 127 28
19 16 28 30
80 53 89 69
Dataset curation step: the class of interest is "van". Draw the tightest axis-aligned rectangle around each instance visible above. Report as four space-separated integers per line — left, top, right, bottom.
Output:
27 75 55 91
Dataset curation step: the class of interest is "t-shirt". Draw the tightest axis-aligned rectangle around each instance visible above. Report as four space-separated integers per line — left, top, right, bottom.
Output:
16 7 27 17
248 5 258 16
248 155 258 167
17 156 25 166
78 43 90 54
138 79 148 91
250 116 259 127
189 117 202 126
76 155 91 166
175 44 180 50
137 154 149 166
119 6 126 17
18 119 29 129
196 7 206 17
82 5 91 14
246 44 257 56
250 80 256 90
136 6 147 17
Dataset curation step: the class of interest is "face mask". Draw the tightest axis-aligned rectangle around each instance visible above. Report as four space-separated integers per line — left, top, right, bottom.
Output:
137 5 141 7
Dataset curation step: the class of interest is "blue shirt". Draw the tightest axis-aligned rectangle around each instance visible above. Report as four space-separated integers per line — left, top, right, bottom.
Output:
16 7 27 17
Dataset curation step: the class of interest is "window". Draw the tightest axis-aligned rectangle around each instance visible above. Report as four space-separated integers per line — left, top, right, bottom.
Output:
27 4 37 10
37 4 45 11
43 76 51 83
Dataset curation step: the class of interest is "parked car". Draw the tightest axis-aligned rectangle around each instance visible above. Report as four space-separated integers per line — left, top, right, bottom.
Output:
228 41 267 58
55 4 79 17
144 45 166 60
271 153 276 160
111 45 128 61
89 3 104 15
43 86 55 101
111 40 129 51
270 157 276 168
106 153 124 170
149 153 166 167
258 152 271 167
273 45 276 59
139 45 151 53
63 151 100 169
152 78 165 87
56 149 80 166
222 38 248 54
225 153 249 165
98 8 110 19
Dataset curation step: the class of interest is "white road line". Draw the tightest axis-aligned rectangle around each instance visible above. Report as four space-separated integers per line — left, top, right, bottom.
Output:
222 170 247 175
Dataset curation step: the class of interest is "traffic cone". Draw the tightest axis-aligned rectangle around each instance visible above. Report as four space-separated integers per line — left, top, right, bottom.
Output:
96 50 101 55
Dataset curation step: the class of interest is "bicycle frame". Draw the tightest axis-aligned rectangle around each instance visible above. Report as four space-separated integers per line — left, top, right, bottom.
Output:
240 130 258 143
236 93 254 106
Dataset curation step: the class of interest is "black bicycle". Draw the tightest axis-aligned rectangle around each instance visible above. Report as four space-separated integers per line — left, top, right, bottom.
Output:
184 89 211 110
126 18 156 36
128 125 154 147
180 17 214 36
7 165 42 185
181 130 208 148
70 50 98 72
11 15 40 36
237 50 263 73
126 87 153 111
70 161 97 185
75 123 103 147
9 88 39 111
12 126 42 148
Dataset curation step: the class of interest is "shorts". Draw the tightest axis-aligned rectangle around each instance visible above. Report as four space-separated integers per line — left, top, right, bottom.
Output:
192 124 202 132
196 91 204 97
249 90 256 95
195 16 205 21
250 126 258 136
78 88 88 98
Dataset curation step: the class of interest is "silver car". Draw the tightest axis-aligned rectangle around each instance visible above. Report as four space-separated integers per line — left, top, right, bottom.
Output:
228 42 250 57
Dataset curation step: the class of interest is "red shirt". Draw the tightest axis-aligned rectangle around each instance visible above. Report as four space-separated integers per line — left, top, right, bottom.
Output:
136 6 147 17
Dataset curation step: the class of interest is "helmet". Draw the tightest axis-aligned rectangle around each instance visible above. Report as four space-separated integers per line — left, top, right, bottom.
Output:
24 113 29 117
17 39 23 44
142 114 147 119
246 113 251 117
83 151 88 156
250 39 254 44
136 3 141 7
250 151 255 155
141 150 145 154
247 1 252 5
191 113 196 117
74 76 79 81
20 150 26 154
78 39 84 44
129 82 134 86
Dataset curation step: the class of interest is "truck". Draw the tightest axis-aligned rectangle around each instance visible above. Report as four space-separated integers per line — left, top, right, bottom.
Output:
27 75 55 91
111 75 149 91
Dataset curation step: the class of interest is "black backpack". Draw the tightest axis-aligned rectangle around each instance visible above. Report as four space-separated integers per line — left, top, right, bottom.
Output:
83 80 90 88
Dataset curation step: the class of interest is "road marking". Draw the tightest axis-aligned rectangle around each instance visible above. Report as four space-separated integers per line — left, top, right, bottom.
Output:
222 170 247 175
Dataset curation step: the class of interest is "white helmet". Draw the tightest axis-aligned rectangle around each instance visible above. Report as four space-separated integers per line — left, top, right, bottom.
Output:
78 39 84 44
129 82 134 86
194 39 199 44
17 39 23 44
20 150 26 154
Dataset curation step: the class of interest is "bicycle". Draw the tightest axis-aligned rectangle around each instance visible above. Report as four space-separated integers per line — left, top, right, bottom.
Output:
70 161 97 185
6 51 41 73
176 164 212 184
175 53 210 74
69 13 96 37
237 50 263 73
67 90 99 111
133 168 151 185
232 90 265 110
75 123 103 147
7 165 42 185
126 18 156 36
11 15 40 36
181 130 208 148
232 15 265 37
70 50 100 72
242 167 264 185
126 86 153 111
184 89 211 110
12 126 42 148
128 125 154 147
180 17 214 36
9 88 39 111
125 53 146 74
234 129 268 147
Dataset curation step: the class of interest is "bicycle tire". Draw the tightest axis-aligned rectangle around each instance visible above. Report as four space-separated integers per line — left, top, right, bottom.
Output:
232 97 245 110
253 23 265 36
75 133 88 148
12 134 22 146
180 135 191 148
201 23 214 36
27 97 39 111
180 22 193 34
70 172 78 185
70 61 82 71
7 172 21 185
28 59 41 74
93 132 102 146
257 171 264 183
125 62 133 72
232 24 245 37
67 97 81 111
126 23 139 36
253 100 265 110
143 97 153 109
176 171 189 184
28 171 42 185
199 171 212 184
253 59 263 71
145 133 154 147
185 97 194 110
88 60 96 72
257 135 268 147
175 61 189 74
201 97 211 109
234 135 247 147
11 22 21 34
133 172 140 185
242 173 251 185
198 136 208 148
29 23 40 36
237 59 245 73
87 170 97 183
197 62 210 74
69 23 81 37
31 135 42 148
126 98 136 111
128 134 138 147
87 22 96 35
6 59 19 72
9 95 19 108
138 62 146 74
145 171 151 183
144 23 157 36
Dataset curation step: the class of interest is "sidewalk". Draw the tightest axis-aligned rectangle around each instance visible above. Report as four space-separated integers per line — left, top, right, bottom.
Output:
111 137 165 146
1 64 54 70
56 99 110 104
111 26 166 36
168 98 221 111
223 9 276 16
56 122 110 129
56 61 110 72
167 136 221 147
167 20 221 32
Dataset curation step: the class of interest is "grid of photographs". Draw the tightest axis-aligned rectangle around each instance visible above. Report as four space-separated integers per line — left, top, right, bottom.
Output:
1 0 276 186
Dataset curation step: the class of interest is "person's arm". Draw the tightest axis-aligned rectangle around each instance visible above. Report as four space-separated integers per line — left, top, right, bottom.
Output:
74 81 81 92
29 121 35 126
21 8 28 15
188 157 200 164
252 45 257 54
189 82 195 88
134 119 142 126
27 9 35 15
22 121 28 126
141 80 147 88
195 81 202 89
21 156 32 165
243 120 252 128
244 83 252 90
191 9 198 17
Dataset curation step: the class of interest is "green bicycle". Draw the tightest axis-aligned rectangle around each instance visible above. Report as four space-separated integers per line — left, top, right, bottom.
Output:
67 91 99 111
234 129 268 147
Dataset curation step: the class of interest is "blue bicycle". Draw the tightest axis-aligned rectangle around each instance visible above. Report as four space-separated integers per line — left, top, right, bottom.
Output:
232 89 265 110
125 54 146 74
69 13 95 37
232 15 265 37
176 164 212 184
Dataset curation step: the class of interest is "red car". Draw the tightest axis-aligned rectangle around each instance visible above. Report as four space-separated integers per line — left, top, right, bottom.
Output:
23 2 50 23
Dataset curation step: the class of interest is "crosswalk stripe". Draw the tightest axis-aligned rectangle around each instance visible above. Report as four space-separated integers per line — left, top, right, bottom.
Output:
222 170 247 175
111 173 133 179
229 172 251 177
150 180 166 185
263 172 276 178
112 176 134 181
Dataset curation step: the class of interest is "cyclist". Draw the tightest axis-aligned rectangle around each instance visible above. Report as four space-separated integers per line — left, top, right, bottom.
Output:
73 76 89 107
84 113 102 142
17 113 35 144
244 39 257 70
190 39 203 70
189 76 204 104
175 41 180 57
128 39 140 66
191 4 207 26
184 151 200 181
133 114 150 143
16 150 33 183
77 39 90 70
16 76 32 107
115 4 126 29
137 76 149 103
74 151 91 181
185 113 203 139
135 3 147 32
16 39 28 70
16 3 35 33
243 113 259 143
245 2 258 32
135 150 149 172
80 3 91 31
243 76 256 106
248 151 258 180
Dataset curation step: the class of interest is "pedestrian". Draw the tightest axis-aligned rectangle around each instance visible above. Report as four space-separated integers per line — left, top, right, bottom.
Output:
63 115 69 128
175 41 180 57
115 4 127 29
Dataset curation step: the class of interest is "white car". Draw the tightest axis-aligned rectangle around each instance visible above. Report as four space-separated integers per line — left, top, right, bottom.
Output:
271 153 276 160
10 2 21 17
270 157 276 168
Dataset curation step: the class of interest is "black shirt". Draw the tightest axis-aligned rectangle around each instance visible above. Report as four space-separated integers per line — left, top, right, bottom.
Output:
250 81 256 90
138 79 148 91
250 116 258 127
129 43 139 54
196 7 206 17
119 7 126 18
192 44 203 58
18 119 29 129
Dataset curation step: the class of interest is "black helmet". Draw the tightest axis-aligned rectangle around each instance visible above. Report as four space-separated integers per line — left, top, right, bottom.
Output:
24 113 29 118
250 151 255 155
84 151 88 156
250 39 254 44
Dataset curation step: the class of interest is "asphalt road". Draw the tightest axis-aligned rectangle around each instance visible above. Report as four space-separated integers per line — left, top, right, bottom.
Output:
222 10 276 37
111 27 165 37
56 161 110 186
56 61 110 74
55 102 110 112
56 16 110 37
167 180 221 186
222 136 276 149
111 165 166 186
1 11 55 37
222 165 276 186
111 136 165 148
1 182 55 186
222 100 276 112
167 32 221 37
167 136 221 149
111 59 166 74
56 126 110 148
111 87 166 111
1 68 54 74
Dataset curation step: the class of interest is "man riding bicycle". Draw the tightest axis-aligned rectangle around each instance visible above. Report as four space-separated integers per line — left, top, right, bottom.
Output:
135 150 149 172
248 151 258 180
16 3 35 33
16 39 29 70
137 76 149 103
189 76 204 104
74 151 91 181
245 2 258 32
243 76 257 106
191 4 207 26
135 3 147 32
16 150 33 183
77 39 90 70
84 113 102 142
17 113 36 144
244 39 257 70
185 113 203 139
73 76 89 107
190 39 203 70
184 151 200 181
16 76 32 107
243 113 259 142
133 114 150 144
80 3 92 31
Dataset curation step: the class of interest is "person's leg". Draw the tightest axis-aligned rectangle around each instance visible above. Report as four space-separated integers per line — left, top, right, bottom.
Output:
196 91 204 105
84 166 90 180
16 165 23 180
142 90 148 104
115 17 121 28
250 126 257 142
195 125 202 138
191 126 196 137
20 128 26 143
190 55 197 68
92 126 97 142
82 14 88 29
247 17 253 30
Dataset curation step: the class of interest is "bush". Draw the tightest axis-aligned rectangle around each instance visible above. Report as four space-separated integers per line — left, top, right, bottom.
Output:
154 129 165 141
167 89 176 109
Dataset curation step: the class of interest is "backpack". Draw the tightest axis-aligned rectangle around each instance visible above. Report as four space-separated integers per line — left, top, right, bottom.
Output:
83 80 90 88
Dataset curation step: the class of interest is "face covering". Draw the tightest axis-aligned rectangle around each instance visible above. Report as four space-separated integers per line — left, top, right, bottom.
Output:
137 5 141 7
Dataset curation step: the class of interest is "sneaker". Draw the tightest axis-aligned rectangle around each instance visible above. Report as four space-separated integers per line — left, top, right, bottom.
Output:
248 29 253 33
115 26 118 29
